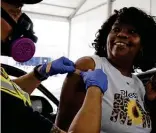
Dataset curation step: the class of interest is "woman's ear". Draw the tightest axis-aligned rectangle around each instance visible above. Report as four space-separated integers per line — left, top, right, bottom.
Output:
140 48 143 57
138 45 143 57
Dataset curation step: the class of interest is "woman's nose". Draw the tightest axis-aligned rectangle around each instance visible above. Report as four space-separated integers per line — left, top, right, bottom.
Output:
116 30 129 39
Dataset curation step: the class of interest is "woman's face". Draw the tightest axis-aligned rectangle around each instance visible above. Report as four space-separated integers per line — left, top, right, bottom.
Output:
107 20 142 63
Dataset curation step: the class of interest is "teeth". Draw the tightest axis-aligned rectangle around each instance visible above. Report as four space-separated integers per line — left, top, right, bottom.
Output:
115 42 126 46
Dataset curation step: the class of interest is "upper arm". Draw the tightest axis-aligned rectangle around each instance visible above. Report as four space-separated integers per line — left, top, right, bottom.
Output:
55 56 95 131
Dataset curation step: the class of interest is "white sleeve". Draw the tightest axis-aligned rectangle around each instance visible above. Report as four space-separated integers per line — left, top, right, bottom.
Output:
91 55 102 69
134 75 146 101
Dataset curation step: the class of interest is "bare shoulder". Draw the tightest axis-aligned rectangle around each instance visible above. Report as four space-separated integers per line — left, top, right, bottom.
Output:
75 56 95 71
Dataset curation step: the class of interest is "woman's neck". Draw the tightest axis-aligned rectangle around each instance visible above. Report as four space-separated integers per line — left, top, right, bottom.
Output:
107 58 133 77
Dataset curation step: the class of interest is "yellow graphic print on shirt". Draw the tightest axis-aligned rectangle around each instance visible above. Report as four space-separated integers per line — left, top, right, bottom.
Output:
110 90 151 128
127 100 143 125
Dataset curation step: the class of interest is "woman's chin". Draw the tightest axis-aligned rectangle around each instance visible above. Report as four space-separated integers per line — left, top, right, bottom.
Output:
112 51 128 57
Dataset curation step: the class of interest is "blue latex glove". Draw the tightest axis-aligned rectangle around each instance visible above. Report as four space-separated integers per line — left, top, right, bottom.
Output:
80 69 108 93
39 56 75 78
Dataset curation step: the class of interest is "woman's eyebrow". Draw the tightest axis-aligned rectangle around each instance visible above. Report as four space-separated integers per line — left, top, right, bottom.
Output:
113 22 120 26
112 23 119 28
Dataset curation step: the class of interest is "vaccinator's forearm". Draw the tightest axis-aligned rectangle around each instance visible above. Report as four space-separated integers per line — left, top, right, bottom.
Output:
13 71 41 94
68 86 103 133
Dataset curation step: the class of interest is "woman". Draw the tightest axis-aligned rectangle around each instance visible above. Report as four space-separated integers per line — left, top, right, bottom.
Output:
56 7 156 133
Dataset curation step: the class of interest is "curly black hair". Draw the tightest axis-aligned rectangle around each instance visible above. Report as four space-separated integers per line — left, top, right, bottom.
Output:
92 7 156 71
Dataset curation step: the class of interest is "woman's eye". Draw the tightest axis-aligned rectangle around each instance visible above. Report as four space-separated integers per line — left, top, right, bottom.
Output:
112 27 120 32
129 29 137 34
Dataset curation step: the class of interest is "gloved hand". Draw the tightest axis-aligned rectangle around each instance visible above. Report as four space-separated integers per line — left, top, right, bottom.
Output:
80 69 108 94
38 56 75 78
